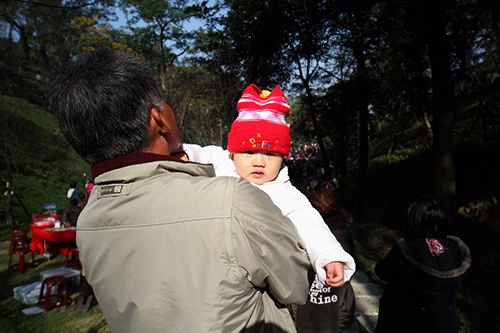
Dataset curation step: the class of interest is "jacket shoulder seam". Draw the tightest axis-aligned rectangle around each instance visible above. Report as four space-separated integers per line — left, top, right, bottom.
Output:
76 215 231 231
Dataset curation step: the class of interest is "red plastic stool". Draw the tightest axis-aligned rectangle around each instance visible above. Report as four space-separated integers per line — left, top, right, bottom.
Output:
8 228 35 274
38 276 69 311
65 247 81 268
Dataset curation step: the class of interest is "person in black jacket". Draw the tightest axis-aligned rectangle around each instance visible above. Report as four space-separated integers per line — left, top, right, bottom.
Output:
64 198 83 226
375 198 471 333
295 180 356 333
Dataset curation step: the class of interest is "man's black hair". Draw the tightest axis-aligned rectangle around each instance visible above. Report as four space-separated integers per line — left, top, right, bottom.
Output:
49 49 164 165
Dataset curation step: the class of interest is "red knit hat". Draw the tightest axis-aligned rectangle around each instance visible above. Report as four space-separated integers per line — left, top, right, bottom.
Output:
227 84 291 156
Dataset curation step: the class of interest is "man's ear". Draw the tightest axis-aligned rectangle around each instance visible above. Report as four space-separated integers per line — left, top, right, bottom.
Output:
150 107 171 138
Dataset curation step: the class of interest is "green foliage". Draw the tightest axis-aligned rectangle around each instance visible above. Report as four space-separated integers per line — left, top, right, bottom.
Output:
372 144 430 166
0 0 118 108
168 64 238 146
0 40 46 106
352 239 380 283
472 197 500 219
69 16 131 53
0 95 89 223
120 0 197 68
218 0 295 86
457 308 474 333
474 201 489 214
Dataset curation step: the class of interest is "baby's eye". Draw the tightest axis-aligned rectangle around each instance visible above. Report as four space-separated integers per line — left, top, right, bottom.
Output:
242 151 254 155
265 152 278 157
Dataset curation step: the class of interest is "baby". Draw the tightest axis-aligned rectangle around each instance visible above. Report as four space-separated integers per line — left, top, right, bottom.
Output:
182 84 356 286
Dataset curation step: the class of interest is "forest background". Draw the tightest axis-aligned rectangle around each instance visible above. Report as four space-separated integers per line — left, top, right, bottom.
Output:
1 0 499 332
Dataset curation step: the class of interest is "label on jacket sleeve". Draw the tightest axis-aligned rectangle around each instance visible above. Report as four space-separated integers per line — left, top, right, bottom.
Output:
97 184 131 198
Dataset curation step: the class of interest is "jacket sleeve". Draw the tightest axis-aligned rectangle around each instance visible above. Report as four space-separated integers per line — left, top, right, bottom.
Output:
182 143 236 177
182 143 225 164
270 183 356 283
231 179 311 305
375 244 402 282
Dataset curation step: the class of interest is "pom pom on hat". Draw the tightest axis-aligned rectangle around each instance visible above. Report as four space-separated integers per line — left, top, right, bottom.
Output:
227 84 291 156
260 90 272 98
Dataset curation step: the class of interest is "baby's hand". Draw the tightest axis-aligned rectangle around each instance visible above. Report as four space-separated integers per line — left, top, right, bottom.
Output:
324 261 344 287
172 150 189 161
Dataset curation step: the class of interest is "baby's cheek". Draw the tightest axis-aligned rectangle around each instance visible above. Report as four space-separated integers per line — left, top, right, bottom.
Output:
269 171 280 182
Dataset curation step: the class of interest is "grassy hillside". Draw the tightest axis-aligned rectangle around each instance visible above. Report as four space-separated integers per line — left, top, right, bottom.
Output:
0 95 90 225
0 96 103 332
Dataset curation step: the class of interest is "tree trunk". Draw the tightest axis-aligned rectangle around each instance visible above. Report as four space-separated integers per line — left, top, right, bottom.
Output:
424 0 456 222
336 82 348 201
349 6 370 221
423 112 433 140
337 108 348 201
304 86 332 180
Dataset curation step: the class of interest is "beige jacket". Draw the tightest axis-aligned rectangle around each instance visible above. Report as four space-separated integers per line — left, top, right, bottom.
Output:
77 154 310 332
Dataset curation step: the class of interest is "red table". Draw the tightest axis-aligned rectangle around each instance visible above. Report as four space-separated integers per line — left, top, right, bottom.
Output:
30 214 60 233
31 227 77 255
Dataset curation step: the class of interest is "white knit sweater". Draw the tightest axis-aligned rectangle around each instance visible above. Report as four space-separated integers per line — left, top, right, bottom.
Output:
183 144 356 283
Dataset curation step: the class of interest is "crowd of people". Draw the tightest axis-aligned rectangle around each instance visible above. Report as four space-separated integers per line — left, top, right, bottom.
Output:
49 49 471 332
63 179 97 313
64 179 94 226
286 143 327 191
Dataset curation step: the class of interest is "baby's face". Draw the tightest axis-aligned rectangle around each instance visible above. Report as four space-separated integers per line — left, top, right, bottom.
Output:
231 151 284 185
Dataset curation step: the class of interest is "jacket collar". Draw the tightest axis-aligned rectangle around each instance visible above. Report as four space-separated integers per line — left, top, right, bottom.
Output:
395 235 471 279
91 152 186 179
92 152 216 184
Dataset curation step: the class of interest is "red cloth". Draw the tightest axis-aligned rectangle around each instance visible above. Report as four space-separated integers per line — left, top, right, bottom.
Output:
31 228 77 255
85 182 95 197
